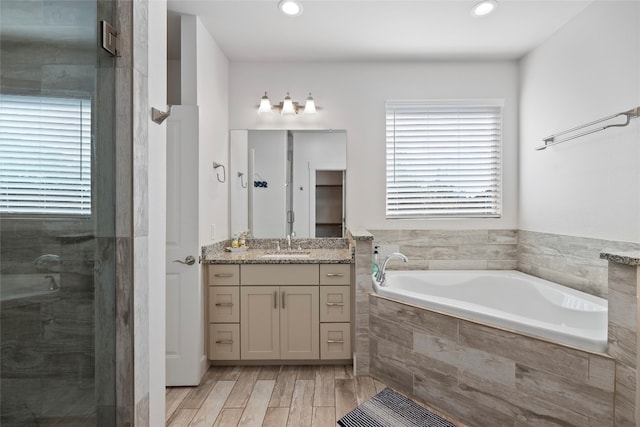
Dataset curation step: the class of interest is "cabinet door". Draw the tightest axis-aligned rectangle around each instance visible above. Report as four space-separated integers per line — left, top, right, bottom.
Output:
320 264 350 285
208 286 239 323
320 323 351 360
241 286 280 360
209 324 240 360
320 286 350 323
280 286 319 360
208 265 240 286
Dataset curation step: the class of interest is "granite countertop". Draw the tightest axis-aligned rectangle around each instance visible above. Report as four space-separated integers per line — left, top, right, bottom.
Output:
202 247 353 264
600 250 640 266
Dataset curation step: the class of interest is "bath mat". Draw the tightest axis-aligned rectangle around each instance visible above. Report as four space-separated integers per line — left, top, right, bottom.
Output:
337 388 456 427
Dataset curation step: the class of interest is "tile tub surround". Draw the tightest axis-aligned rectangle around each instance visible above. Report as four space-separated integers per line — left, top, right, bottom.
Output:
348 230 374 375
601 251 640 425
368 295 615 426
369 229 518 271
518 230 640 298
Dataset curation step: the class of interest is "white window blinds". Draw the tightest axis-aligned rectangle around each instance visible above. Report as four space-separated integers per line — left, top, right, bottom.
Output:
0 94 92 215
386 101 502 218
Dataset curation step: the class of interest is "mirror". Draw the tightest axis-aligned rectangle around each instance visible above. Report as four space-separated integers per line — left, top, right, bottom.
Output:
230 129 347 239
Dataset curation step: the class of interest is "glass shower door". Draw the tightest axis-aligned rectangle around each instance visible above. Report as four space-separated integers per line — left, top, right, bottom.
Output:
0 0 116 425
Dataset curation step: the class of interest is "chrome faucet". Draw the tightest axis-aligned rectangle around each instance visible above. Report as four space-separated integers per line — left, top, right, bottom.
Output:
375 252 409 285
45 275 59 291
286 232 296 251
33 254 60 267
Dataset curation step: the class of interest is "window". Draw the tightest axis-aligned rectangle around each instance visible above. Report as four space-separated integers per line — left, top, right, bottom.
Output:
0 94 91 215
386 100 502 218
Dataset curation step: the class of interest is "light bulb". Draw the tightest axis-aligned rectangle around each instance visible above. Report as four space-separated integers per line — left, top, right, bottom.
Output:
257 92 272 114
281 93 296 115
278 0 303 17
303 93 316 114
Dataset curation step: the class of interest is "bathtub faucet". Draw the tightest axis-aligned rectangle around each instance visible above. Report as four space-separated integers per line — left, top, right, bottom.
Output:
33 254 60 267
375 252 409 285
45 275 59 291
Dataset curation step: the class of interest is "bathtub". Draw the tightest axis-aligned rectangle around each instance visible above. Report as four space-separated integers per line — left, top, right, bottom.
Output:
372 270 607 353
1 273 60 303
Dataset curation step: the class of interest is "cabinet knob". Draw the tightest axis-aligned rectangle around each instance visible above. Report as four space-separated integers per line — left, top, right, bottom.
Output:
326 302 344 307
215 302 233 307
325 273 344 277
215 340 233 344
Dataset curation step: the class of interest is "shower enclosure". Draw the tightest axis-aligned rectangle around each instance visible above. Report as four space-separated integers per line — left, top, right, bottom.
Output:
1 0 117 425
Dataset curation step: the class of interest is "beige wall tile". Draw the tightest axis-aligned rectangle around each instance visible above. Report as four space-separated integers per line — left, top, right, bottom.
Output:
515 364 613 424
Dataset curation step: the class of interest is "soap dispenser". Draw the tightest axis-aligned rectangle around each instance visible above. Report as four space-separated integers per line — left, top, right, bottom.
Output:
372 247 380 275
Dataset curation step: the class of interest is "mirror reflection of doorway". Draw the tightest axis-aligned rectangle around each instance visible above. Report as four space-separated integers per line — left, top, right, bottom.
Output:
314 170 345 237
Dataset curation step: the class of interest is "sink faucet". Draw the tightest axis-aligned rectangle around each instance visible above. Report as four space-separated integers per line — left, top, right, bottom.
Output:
375 252 409 285
286 232 296 251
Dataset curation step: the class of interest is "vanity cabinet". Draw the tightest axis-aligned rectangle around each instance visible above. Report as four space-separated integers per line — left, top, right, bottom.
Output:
240 285 319 360
319 264 352 359
207 262 352 362
208 265 241 360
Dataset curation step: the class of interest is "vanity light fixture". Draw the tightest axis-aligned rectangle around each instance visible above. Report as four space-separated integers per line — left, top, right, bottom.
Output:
278 0 303 17
257 92 319 115
471 0 497 17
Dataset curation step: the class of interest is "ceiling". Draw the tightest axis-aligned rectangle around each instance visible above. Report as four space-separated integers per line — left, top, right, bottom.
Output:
167 0 592 62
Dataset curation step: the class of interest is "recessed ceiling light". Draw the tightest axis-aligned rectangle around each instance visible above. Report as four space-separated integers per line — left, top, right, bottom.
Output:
471 0 497 17
278 0 303 17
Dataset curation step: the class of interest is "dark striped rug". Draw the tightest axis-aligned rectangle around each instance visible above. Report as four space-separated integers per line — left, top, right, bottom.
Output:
337 388 457 427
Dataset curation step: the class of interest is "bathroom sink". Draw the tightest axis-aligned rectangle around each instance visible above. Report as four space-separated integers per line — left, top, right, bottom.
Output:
261 252 311 259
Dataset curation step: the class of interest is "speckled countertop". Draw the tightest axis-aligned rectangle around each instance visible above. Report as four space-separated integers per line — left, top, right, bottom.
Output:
201 238 354 264
600 251 640 266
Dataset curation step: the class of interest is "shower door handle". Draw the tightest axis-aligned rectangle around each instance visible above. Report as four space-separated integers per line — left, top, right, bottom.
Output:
173 255 196 266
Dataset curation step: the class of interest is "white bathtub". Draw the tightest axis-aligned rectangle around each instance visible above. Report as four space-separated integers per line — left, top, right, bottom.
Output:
372 270 607 353
1 273 60 302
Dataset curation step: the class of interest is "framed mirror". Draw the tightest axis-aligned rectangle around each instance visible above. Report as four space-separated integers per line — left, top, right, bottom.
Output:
230 129 347 239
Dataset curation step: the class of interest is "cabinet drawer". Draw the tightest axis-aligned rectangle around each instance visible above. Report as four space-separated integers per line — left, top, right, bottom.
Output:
208 265 239 286
209 324 240 360
208 286 239 323
320 323 351 360
241 264 319 285
320 286 351 323
320 264 350 285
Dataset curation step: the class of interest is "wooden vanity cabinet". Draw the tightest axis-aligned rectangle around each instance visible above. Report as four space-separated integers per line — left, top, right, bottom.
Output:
207 265 240 360
207 262 351 362
240 265 319 360
319 264 352 360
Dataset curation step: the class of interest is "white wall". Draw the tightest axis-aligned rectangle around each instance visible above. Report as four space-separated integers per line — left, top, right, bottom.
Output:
194 19 230 245
147 0 167 425
519 1 640 243
229 61 519 231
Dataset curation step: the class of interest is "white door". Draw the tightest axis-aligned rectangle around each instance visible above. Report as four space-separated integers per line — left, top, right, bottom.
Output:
165 105 201 386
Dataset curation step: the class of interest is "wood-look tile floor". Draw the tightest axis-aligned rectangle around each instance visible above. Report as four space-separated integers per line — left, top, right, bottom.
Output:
165 365 387 427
